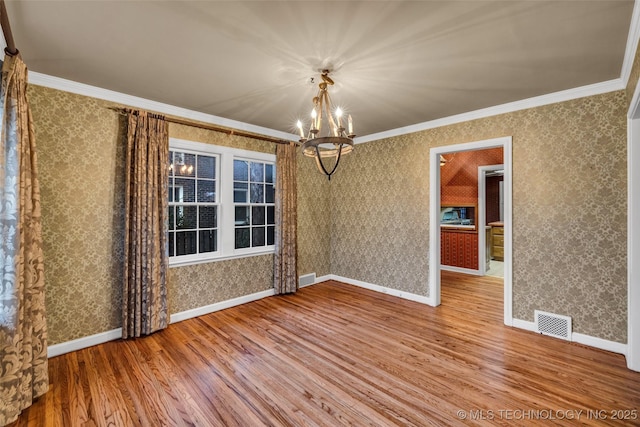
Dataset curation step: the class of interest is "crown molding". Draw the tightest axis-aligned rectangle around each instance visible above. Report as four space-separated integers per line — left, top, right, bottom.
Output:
356 78 624 144
621 0 640 87
27 71 299 143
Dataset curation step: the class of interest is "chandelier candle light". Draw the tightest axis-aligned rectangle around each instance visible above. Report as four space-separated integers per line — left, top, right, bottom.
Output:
297 70 355 180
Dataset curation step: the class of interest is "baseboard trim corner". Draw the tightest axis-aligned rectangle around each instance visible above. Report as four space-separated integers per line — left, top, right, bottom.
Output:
329 274 436 306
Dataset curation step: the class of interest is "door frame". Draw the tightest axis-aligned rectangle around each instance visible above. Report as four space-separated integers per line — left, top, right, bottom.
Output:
478 164 505 276
429 136 513 326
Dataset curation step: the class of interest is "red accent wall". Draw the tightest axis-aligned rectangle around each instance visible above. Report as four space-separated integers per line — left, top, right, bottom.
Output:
440 147 503 205
440 147 503 269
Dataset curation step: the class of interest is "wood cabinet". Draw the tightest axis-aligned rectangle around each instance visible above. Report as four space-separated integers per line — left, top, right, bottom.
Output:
489 222 504 261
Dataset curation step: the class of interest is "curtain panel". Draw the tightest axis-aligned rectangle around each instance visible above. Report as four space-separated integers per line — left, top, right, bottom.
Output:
0 54 48 426
122 111 169 339
274 142 298 294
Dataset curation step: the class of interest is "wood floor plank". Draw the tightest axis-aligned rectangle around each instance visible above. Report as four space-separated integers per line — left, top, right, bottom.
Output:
9 271 640 426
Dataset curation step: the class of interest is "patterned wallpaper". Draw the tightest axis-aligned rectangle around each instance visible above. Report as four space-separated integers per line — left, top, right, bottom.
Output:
28 85 322 345
297 154 331 278
330 137 431 296
330 90 628 343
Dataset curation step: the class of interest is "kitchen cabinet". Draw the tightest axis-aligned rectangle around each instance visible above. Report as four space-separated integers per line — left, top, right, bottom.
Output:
489 221 504 261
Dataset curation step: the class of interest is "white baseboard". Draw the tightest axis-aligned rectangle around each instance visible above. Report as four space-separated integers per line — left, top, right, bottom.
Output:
48 328 122 358
328 274 436 306
573 333 627 356
440 265 482 276
314 274 331 284
512 318 536 332
511 318 627 356
170 288 275 323
47 288 276 358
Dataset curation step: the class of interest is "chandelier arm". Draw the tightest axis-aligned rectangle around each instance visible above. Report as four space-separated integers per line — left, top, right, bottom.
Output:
314 144 344 180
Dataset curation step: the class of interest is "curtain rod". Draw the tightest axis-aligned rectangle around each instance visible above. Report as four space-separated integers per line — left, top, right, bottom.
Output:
111 107 295 146
0 0 17 56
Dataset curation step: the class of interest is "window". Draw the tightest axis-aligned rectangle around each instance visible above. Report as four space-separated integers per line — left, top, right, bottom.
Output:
168 150 219 259
233 159 275 249
168 138 275 266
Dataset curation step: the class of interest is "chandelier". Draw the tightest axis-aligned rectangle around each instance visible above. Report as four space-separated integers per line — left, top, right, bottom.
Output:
297 70 355 180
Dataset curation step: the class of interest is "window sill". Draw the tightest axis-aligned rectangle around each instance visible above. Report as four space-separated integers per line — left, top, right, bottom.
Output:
169 248 275 268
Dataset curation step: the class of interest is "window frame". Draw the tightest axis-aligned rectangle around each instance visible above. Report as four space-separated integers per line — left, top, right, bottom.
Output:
232 157 276 254
168 138 276 267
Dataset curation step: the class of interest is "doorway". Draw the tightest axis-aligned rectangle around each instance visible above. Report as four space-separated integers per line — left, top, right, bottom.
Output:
479 165 504 277
429 136 513 326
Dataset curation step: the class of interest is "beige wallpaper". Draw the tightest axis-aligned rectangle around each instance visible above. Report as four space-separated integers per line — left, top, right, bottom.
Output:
29 85 315 345
297 154 331 278
330 91 628 343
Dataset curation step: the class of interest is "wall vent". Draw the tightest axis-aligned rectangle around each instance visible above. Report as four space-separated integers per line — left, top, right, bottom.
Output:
299 273 316 287
535 310 572 341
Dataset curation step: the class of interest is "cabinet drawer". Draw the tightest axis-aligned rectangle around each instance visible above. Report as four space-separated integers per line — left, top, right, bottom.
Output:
492 226 504 235
493 246 504 259
493 234 504 247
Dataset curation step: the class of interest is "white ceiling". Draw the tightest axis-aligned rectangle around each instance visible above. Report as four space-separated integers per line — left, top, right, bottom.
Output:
5 1 636 138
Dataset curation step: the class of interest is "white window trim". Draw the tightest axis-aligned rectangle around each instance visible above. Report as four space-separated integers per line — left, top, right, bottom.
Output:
169 138 276 267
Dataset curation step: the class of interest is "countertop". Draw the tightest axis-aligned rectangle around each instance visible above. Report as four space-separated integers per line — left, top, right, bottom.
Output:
488 221 504 227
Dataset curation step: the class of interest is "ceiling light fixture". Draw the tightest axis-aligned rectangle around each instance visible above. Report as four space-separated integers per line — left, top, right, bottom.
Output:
297 70 355 180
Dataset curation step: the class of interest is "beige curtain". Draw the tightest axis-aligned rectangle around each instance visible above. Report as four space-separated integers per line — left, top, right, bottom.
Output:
123 111 169 339
274 142 298 294
0 54 49 426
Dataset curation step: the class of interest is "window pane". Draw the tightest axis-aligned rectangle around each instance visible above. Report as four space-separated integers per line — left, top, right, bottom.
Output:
252 206 265 225
235 228 250 249
197 155 215 179
168 206 175 230
199 229 217 253
168 178 174 203
265 184 275 204
265 164 274 183
235 206 249 226
250 162 264 182
197 180 216 203
174 178 195 203
267 206 275 225
199 206 217 228
168 232 174 257
234 160 248 181
234 182 248 203
169 151 175 177
267 226 275 245
250 183 264 203
252 227 266 247
176 231 197 255
175 152 196 177
176 206 197 229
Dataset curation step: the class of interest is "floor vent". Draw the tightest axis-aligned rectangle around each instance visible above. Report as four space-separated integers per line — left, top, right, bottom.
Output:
535 310 572 341
299 273 316 287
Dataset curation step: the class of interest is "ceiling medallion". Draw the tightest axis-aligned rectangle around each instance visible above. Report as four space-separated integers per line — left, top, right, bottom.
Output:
297 70 355 180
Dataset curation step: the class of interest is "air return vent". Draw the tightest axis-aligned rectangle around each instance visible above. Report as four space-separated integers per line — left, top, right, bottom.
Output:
535 310 572 341
299 273 316 287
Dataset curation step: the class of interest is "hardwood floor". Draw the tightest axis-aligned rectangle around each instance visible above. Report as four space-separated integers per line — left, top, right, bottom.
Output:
11 271 640 426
